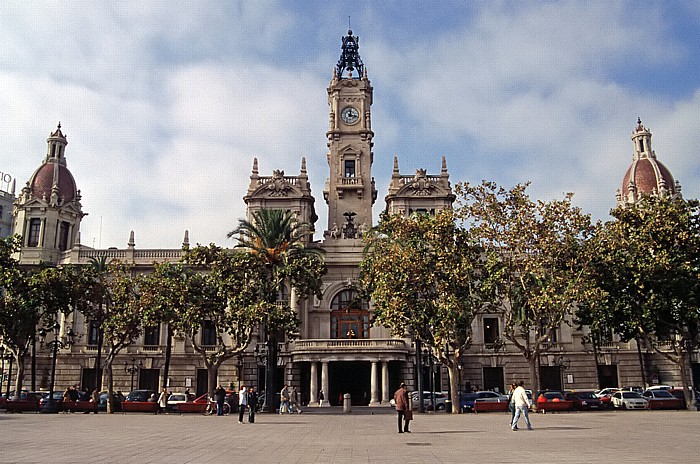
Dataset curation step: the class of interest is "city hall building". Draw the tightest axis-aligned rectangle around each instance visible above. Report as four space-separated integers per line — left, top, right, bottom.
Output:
5 32 698 404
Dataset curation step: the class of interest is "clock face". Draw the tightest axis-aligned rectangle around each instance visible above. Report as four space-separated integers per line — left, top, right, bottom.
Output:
340 106 359 124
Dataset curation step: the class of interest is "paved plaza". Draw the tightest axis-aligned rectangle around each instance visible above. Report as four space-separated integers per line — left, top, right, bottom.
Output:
1 407 698 463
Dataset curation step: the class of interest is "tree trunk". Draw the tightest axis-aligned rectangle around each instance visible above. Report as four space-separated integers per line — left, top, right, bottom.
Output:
104 354 115 414
162 325 173 389
95 328 104 390
13 354 26 398
678 350 692 409
635 336 647 389
447 363 459 414
207 365 218 398
528 354 539 395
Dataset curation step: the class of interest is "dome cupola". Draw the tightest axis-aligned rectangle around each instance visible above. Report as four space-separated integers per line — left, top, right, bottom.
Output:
617 119 682 207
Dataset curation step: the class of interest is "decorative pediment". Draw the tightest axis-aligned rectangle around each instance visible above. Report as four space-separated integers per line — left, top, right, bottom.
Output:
407 169 437 196
264 170 293 197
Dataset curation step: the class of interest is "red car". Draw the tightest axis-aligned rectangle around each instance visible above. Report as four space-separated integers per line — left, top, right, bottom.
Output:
5 392 43 412
536 391 574 413
642 389 685 410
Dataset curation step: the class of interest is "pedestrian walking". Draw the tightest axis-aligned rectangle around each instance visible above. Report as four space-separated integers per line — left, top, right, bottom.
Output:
289 386 303 413
248 387 258 423
318 389 325 407
90 388 100 414
279 385 291 414
511 381 533 431
507 382 517 425
393 382 410 433
238 385 247 423
215 385 226 416
158 387 168 414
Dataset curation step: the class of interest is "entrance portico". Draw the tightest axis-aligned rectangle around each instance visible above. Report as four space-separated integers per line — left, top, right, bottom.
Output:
290 339 410 407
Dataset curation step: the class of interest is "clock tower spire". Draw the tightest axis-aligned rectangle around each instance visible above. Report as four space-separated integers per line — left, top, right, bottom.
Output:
323 30 377 238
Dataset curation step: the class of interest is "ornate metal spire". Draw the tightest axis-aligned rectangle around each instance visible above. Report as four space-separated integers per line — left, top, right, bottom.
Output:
336 30 364 79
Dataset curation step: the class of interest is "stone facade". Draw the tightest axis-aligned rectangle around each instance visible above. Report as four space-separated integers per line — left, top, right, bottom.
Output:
5 33 698 404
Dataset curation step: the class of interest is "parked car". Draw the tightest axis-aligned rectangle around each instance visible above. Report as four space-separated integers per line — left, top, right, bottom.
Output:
98 391 124 411
460 391 508 412
536 390 574 412
646 385 673 391
125 389 156 402
38 390 64 409
564 390 603 410
668 388 699 407
595 388 620 409
166 392 190 411
410 391 448 410
5 391 43 412
621 386 644 394
610 391 648 410
642 389 685 410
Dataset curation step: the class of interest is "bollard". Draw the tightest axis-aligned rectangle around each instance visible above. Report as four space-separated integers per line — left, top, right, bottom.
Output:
343 393 352 413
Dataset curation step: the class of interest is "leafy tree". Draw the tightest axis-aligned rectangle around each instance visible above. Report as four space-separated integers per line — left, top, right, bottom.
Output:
101 261 143 413
139 262 193 390
0 237 76 395
456 181 596 393
228 209 325 410
360 209 485 413
182 244 297 397
587 196 700 407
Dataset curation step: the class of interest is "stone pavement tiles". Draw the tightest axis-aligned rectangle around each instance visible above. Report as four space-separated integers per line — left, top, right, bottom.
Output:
1 407 698 463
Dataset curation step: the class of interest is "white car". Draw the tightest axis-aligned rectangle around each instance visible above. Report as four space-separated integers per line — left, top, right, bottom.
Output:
611 391 648 410
167 392 190 411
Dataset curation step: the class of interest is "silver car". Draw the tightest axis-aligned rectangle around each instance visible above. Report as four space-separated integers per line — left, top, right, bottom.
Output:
611 391 649 410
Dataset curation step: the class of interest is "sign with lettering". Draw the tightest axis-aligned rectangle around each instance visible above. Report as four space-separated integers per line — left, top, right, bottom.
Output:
0 171 13 194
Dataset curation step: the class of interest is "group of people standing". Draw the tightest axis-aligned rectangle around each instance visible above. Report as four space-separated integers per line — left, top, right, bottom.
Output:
213 385 258 423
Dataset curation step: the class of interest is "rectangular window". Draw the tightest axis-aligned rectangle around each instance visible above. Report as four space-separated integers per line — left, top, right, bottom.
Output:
201 320 217 346
58 222 70 251
87 322 99 346
28 218 41 247
483 317 499 345
344 160 355 178
144 325 160 346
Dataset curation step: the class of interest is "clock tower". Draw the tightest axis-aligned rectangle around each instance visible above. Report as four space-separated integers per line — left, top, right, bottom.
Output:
323 30 377 238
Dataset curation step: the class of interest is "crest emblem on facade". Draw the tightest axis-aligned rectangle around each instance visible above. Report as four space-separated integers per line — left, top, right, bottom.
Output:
408 168 436 196
266 170 292 196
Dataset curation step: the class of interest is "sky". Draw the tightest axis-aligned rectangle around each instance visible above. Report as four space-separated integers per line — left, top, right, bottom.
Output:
1 0 699 249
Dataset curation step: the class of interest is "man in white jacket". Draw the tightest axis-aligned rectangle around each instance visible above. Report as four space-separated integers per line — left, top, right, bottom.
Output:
511 381 533 431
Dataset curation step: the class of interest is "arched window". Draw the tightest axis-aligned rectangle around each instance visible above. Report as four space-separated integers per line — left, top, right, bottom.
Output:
330 289 369 339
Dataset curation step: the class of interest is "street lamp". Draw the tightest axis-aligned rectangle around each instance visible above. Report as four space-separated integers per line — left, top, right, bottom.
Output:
38 320 75 413
124 358 142 393
236 354 244 391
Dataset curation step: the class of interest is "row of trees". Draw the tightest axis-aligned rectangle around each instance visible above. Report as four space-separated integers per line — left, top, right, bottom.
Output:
361 181 700 412
0 209 325 413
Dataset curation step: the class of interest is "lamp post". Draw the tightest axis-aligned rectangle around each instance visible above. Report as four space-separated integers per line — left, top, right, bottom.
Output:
124 358 142 393
415 339 425 413
39 320 75 413
0 346 6 396
236 354 244 391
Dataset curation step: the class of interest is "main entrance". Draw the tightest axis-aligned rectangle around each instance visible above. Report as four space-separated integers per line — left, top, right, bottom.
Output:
329 361 371 406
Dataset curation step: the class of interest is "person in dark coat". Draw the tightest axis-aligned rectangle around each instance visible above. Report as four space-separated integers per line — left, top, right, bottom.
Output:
393 382 410 433
247 387 258 423
214 385 226 416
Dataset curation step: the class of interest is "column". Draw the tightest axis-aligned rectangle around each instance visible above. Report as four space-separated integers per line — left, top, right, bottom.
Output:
369 361 380 406
321 361 330 407
309 361 319 406
381 361 390 404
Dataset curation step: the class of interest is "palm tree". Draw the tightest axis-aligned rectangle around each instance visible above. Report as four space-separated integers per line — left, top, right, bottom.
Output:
228 208 323 411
